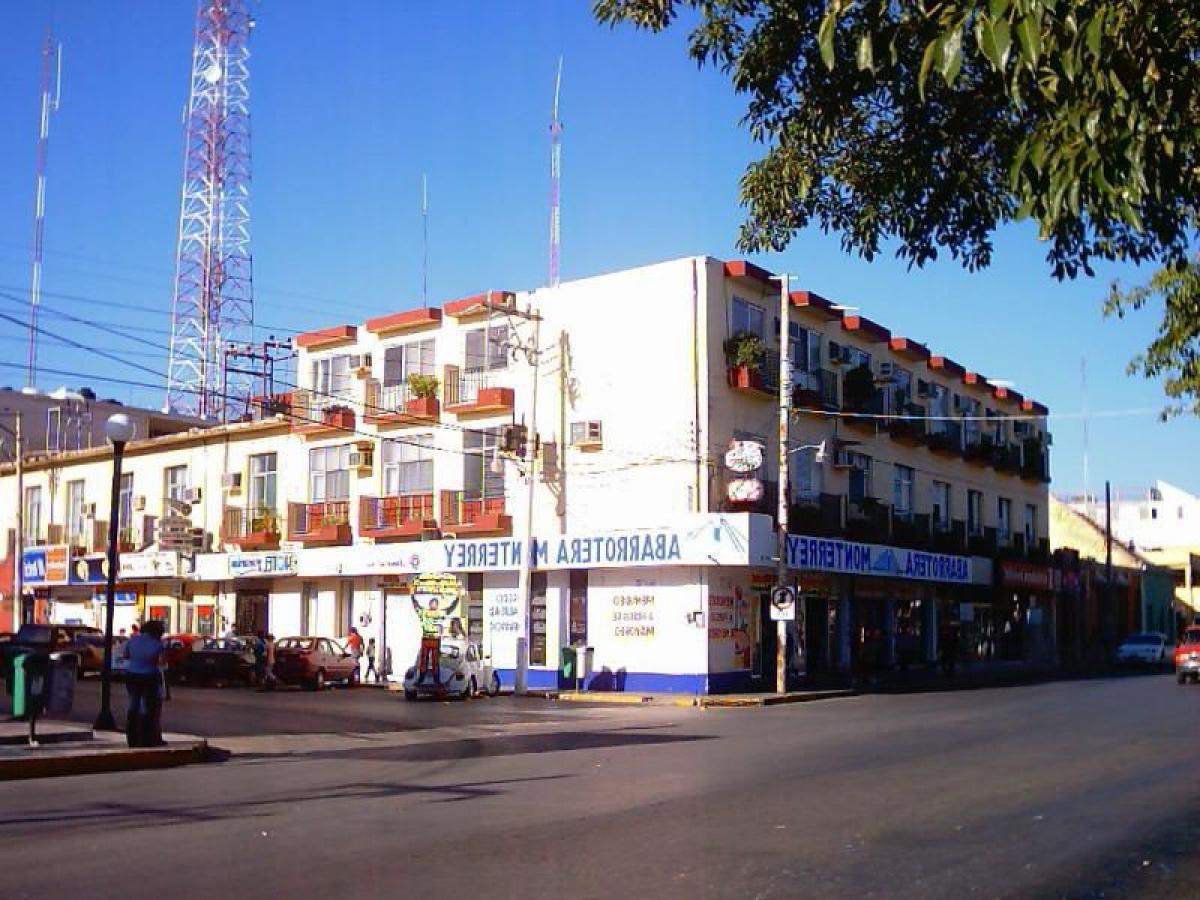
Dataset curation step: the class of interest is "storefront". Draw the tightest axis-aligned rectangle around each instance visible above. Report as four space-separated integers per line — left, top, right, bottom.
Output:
119 551 190 633
994 560 1059 664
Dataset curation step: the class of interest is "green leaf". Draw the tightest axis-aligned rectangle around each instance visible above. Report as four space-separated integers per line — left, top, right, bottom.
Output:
918 37 942 100
1085 11 1104 58
941 25 964 83
992 18 1012 71
1017 15 1042 68
818 12 837 71
856 32 874 73
988 0 1010 18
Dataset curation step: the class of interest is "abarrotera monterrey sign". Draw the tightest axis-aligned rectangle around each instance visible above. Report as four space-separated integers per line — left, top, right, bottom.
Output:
786 534 973 584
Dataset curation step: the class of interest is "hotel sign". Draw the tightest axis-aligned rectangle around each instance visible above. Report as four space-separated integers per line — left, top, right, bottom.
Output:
785 534 973 585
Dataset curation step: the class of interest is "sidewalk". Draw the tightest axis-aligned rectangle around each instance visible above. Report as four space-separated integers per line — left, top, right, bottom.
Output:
0 719 210 781
554 688 857 708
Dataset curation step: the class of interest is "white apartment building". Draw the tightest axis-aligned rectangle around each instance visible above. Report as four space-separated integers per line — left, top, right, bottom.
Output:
1 255 1053 691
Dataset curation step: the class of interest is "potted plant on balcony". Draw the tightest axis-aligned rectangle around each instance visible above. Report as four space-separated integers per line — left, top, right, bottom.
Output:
250 507 279 538
724 331 767 391
322 403 355 430
405 373 441 418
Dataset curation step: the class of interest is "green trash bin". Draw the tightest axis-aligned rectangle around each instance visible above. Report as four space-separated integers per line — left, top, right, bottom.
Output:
11 652 51 720
560 646 577 681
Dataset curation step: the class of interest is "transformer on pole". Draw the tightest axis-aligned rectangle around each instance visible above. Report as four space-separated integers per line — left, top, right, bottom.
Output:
166 1 255 419
548 57 563 288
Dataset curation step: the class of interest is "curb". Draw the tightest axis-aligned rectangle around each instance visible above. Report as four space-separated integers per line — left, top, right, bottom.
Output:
0 740 210 782
557 692 662 706
700 690 858 708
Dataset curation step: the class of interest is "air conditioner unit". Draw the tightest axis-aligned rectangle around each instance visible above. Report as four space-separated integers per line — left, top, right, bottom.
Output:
876 362 896 383
570 420 603 450
349 353 373 370
834 449 854 469
350 449 374 472
133 495 146 512
916 379 931 398
221 472 243 491
185 487 203 503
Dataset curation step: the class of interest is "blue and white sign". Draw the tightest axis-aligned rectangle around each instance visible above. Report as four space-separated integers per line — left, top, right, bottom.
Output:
785 534 972 584
228 552 297 578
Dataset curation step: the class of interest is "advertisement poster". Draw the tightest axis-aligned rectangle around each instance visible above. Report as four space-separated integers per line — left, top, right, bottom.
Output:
410 572 466 640
708 574 756 672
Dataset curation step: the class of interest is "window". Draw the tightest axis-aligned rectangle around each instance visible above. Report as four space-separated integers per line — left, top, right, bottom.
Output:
23 486 42 544
118 473 134 533
66 480 86 544
1025 504 1038 544
967 490 984 534
893 367 913 403
164 465 189 513
997 497 1012 538
383 434 434 495
792 448 823 501
782 321 821 374
931 480 951 529
382 338 435 386
46 407 62 453
248 453 277 511
309 445 351 501
464 324 510 371
847 454 872 504
464 428 504 501
731 296 765 337
893 465 914 516
848 347 872 370
311 354 353 399
570 421 603 447
1152 507 1158 520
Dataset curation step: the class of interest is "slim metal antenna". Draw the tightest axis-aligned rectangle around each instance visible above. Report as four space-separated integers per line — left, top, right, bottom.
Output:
1082 356 1091 514
421 173 429 308
548 56 563 287
26 30 62 388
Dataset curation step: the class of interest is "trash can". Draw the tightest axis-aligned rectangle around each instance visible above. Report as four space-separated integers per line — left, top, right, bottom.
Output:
45 653 78 716
12 652 51 720
577 645 595 685
560 646 577 681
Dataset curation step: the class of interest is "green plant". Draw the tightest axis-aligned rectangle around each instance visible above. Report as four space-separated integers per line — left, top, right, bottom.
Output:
723 331 766 368
843 364 876 411
407 373 440 400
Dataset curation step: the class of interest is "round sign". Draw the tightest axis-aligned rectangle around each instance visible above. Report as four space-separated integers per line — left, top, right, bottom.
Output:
725 439 765 474
770 586 797 621
726 478 765 503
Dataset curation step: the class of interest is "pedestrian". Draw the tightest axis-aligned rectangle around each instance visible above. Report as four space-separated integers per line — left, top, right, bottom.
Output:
223 622 238 640
252 630 267 686
414 596 442 684
260 633 277 691
121 619 166 748
118 628 127 638
131 623 140 636
364 636 379 683
346 626 364 681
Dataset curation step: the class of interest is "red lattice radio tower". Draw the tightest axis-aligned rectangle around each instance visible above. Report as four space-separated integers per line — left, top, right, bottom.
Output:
166 1 255 419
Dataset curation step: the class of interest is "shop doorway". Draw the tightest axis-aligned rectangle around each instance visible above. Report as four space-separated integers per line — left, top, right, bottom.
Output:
759 592 779 688
236 591 268 635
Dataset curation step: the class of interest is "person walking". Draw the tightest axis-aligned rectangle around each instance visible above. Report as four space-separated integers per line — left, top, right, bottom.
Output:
121 619 166 748
364 636 379 683
259 633 278 691
346 627 365 683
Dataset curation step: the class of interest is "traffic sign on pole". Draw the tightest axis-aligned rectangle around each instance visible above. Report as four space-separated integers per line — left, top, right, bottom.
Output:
770 585 797 621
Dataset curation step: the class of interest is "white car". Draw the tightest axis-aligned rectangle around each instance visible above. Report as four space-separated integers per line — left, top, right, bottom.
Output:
402 640 501 700
1115 632 1169 667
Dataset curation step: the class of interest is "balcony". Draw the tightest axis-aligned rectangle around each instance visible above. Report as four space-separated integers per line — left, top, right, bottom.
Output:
364 380 441 427
890 402 927 445
968 527 998 557
443 365 515 417
792 368 838 411
291 389 357 437
789 493 844 536
287 501 352 547
1020 438 1050 482
726 349 780 400
440 491 512 536
927 421 964 456
359 494 438 542
991 442 1021 473
117 526 139 554
221 506 282 551
964 433 995 466
68 519 108 554
933 519 967 554
846 498 890 543
892 511 932 549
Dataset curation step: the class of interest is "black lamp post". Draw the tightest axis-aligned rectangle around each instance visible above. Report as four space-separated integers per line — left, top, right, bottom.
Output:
94 413 135 731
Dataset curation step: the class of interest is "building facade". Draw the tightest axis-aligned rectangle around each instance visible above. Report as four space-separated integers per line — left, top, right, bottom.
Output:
0 256 1053 690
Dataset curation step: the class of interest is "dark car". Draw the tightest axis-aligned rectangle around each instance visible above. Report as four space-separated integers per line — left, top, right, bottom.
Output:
273 636 359 690
184 637 257 686
2 624 104 678
163 633 203 682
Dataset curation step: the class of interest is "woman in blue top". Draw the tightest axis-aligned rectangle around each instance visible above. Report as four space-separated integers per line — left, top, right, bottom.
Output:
122 619 166 747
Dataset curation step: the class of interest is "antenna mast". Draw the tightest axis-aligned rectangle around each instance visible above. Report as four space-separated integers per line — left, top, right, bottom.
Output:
166 1 256 419
548 56 563 287
421 174 429 308
1082 356 1091 515
26 30 62 389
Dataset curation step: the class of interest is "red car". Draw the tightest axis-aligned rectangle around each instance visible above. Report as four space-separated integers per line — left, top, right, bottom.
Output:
273 636 360 690
164 633 203 682
1175 626 1200 684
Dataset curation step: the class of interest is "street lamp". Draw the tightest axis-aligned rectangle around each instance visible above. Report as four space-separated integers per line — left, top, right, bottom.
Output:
94 413 135 731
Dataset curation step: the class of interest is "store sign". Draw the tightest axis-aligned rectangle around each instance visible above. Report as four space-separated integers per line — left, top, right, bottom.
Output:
726 478 764 504
92 590 139 606
120 551 185 580
999 561 1054 591
725 439 764 474
228 552 297 578
72 557 109 585
21 546 70 586
785 534 973 584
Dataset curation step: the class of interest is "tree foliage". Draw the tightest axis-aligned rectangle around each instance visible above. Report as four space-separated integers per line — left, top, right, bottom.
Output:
594 0 1200 410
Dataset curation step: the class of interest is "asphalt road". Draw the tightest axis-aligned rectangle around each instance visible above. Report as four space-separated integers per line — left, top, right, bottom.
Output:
3 675 1199 900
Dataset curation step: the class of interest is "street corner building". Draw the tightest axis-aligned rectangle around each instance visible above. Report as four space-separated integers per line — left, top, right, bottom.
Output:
0 255 1077 693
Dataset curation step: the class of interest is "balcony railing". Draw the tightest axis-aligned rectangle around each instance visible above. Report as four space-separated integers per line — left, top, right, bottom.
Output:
846 498 890 543
440 491 512 535
890 402 927 444
892 511 932 549
443 365 515 414
287 500 352 545
1020 438 1050 482
927 420 963 454
727 350 781 398
789 492 844 536
222 506 282 549
291 389 357 433
792 368 838 410
359 493 437 540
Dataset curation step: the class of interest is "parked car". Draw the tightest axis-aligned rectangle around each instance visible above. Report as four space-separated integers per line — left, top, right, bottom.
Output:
163 633 203 682
184 637 257 686
273 636 359 690
1115 632 1169 667
1174 627 1200 684
2 624 103 678
402 640 499 701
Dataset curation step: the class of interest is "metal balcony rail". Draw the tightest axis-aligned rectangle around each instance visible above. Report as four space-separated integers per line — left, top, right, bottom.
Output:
222 506 280 540
360 493 435 530
289 500 350 535
440 490 506 527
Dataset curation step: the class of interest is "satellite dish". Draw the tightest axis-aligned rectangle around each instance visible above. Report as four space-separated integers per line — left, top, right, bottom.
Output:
203 62 222 84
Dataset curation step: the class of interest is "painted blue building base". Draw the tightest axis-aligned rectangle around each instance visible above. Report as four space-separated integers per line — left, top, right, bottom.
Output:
496 668 714 694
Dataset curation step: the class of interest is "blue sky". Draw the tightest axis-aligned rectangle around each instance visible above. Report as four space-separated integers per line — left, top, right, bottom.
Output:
0 0 1195 496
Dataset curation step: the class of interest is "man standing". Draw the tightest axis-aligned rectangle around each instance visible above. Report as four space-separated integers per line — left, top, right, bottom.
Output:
414 596 442 685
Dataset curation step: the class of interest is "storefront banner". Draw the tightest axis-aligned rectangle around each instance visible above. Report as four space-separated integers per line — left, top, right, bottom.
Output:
298 514 756 577
21 546 70 586
92 590 139 606
119 551 187 579
784 534 975 585
998 561 1055 591
226 552 298 579
71 557 109 585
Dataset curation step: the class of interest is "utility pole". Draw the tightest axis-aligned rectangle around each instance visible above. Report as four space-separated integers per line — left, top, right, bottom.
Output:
776 273 791 694
1105 480 1114 641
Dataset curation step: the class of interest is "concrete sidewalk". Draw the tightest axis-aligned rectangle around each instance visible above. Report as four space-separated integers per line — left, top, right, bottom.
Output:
554 688 857 708
0 720 210 781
